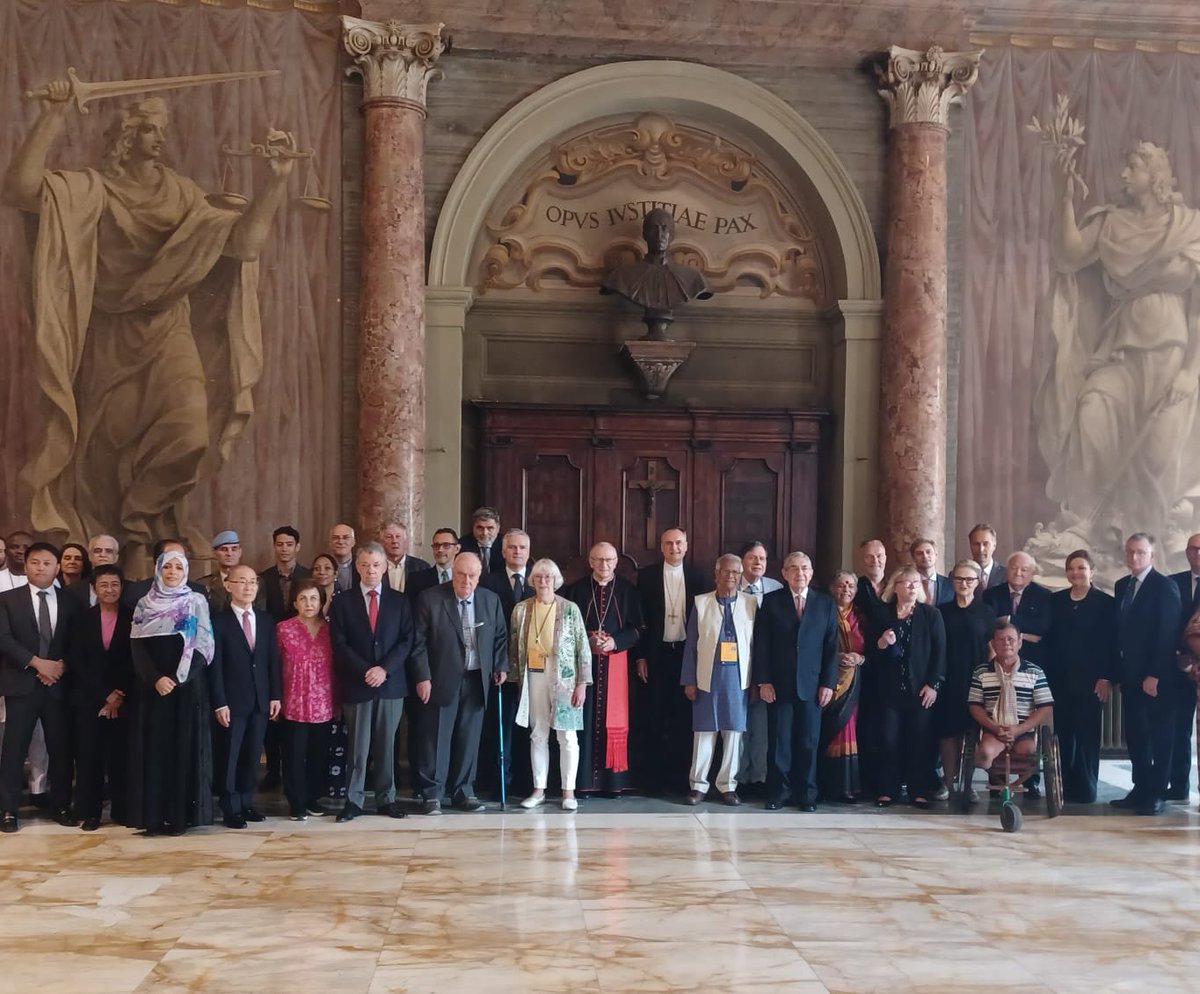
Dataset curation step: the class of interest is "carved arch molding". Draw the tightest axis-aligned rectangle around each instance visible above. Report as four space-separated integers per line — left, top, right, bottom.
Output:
478 112 832 305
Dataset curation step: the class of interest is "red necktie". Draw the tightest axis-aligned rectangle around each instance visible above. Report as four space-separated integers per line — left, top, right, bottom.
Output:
241 609 255 651
368 589 379 632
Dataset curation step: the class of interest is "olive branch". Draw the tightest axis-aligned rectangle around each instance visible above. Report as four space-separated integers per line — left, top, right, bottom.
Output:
1027 93 1089 199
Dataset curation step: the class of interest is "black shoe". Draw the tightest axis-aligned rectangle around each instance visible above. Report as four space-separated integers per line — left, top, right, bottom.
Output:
453 795 485 812
379 802 407 819
52 808 79 827
243 808 266 823
1137 799 1167 816
911 797 932 810
289 811 308 822
420 799 442 816
164 823 186 837
797 802 817 812
765 798 785 810
305 803 327 817
81 818 101 832
875 796 894 808
223 813 248 829
1110 791 1141 809
721 792 741 807
1024 783 1041 799
0 812 17 833
684 790 706 806
336 802 363 823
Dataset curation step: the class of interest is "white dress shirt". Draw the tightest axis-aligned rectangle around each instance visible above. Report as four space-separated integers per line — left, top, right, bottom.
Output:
662 562 686 642
28 583 59 636
231 603 257 646
0 568 28 592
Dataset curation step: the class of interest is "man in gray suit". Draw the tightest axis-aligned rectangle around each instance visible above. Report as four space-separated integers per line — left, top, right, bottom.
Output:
736 541 783 791
411 552 509 814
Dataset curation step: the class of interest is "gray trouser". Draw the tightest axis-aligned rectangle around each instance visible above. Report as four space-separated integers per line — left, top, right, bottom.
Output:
344 698 404 809
737 698 768 783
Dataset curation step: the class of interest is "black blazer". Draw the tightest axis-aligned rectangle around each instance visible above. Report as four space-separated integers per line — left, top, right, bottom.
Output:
481 567 531 623
66 605 134 711
635 561 712 657
854 575 887 631
258 564 312 621
983 581 1053 665
1045 588 1117 697
459 536 506 574
0 584 82 698
208 607 281 716
1170 570 1200 634
410 584 509 707
328 583 414 704
407 566 449 605
868 601 947 694
981 561 1008 590
1112 569 1182 684
750 586 839 702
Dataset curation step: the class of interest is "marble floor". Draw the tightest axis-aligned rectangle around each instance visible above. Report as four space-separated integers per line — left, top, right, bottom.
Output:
5 769 1200 993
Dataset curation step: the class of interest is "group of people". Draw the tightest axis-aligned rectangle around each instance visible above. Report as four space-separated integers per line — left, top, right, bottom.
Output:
0 510 1196 834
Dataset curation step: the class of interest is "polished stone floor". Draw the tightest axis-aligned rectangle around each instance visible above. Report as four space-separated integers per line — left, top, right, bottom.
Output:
5 775 1200 994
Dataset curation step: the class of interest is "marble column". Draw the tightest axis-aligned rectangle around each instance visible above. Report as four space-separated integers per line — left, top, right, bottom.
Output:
875 45 980 563
342 16 446 539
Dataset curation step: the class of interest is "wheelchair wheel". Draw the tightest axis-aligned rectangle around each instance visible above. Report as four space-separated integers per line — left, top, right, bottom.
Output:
956 733 978 813
1000 801 1023 833
1041 726 1063 819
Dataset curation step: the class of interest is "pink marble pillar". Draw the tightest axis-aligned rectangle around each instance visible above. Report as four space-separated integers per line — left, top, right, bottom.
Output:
343 17 446 538
876 45 980 563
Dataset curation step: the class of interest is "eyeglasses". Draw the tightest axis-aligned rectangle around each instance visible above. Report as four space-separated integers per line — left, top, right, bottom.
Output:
229 578 259 586
952 576 978 583
431 542 459 550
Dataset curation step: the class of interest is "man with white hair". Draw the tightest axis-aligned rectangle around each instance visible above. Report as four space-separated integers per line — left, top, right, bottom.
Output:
983 551 1052 668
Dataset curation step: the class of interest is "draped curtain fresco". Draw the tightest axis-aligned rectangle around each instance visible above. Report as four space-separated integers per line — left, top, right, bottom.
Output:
959 46 1200 575
0 0 341 567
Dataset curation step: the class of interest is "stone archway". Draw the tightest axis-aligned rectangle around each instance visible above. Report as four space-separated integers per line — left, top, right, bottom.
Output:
425 59 883 567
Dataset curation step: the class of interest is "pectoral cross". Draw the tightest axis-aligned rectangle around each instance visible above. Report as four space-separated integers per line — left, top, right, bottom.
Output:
627 461 677 548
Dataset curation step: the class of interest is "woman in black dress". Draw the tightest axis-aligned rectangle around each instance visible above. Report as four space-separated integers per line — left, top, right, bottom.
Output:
869 566 946 808
128 551 215 835
1045 549 1116 803
936 559 997 800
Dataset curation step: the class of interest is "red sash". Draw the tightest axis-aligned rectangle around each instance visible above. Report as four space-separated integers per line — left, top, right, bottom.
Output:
604 650 630 772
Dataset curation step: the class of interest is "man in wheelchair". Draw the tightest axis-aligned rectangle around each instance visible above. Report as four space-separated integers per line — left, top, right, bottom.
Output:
967 622 1054 775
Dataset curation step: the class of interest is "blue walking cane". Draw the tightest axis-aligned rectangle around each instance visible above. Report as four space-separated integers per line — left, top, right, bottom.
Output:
496 678 507 810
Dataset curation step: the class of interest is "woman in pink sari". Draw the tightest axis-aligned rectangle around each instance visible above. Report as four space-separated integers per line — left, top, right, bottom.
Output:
818 571 866 802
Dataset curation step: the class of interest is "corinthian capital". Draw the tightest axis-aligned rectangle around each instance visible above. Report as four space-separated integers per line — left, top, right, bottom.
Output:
342 16 446 110
876 45 981 129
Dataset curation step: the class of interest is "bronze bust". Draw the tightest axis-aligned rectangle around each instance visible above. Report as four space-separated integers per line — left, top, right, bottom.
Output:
601 207 712 340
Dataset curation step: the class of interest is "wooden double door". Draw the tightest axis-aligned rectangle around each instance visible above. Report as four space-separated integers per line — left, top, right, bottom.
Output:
478 404 825 583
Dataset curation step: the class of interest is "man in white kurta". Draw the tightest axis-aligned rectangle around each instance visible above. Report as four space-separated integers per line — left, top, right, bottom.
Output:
681 554 756 805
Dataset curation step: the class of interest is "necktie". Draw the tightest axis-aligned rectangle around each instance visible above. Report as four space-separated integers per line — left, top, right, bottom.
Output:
367 589 379 632
460 600 474 660
37 590 52 656
512 573 524 600
923 577 933 603
795 593 805 618
747 583 758 595
440 568 450 583
1192 575 1200 610
1011 590 1022 616
241 609 255 651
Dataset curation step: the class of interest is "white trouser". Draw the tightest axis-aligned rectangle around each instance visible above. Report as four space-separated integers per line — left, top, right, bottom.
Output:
0 706 49 793
528 668 580 790
690 730 742 794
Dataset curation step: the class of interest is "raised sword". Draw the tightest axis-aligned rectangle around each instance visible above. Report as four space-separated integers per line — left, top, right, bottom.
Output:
25 67 280 114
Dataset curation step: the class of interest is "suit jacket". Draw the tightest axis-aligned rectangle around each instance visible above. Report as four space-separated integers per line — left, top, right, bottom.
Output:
67 604 134 711
0 584 82 699
258 564 312 621
481 567 532 623
920 573 954 607
983 581 1053 665
459 536 506 574
407 566 450 605
635 561 712 658
980 560 1007 590
208 607 281 716
121 577 206 610
1112 568 1182 684
868 601 947 693
854 575 888 631
329 583 414 703
1045 587 1117 696
1170 570 1200 634
410 584 509 707
386 555 433 593
750 586 839 702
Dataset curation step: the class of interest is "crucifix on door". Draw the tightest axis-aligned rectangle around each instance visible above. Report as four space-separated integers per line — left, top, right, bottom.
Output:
627 460 677 548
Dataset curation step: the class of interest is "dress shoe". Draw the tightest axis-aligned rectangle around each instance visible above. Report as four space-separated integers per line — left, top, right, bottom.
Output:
52 808 79 827
243 808 266 823
164 824 186 837
561 797 578 811
336 802 363 823
379 802 407 819
874 796 894 808
520 794 546 809
1110 791 1141 809
81 818 101 832
223 813 248 829
911 797 932 810
453 795 485 812
305 804 327 817
721 791 741 807
1024 782 1041 799
797 802 817 813
420 799 442 816
289 811 309 822
1 812 18 833
765 798 785 810
684 789 706 806
1137 799 1167 816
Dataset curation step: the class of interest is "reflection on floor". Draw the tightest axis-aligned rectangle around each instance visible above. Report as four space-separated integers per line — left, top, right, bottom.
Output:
4 765 1200 994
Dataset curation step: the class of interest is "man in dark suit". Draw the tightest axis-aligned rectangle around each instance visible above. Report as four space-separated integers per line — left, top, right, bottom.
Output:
478 527 532 797
983 551 1053 667
634 527 713 794
0 542 82 831
1109 532 1183 815
459 506 505 574
1166 532 1200 801
854 538 888 626
67 565 133 831
259 525 310 621
381 522 431 595
911 537 953 606
208 564 281 828
969 523 1007 590
120 538 206 608
330 542 415 821
751 551 838 812
411 552 509 813
407 528 459 604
